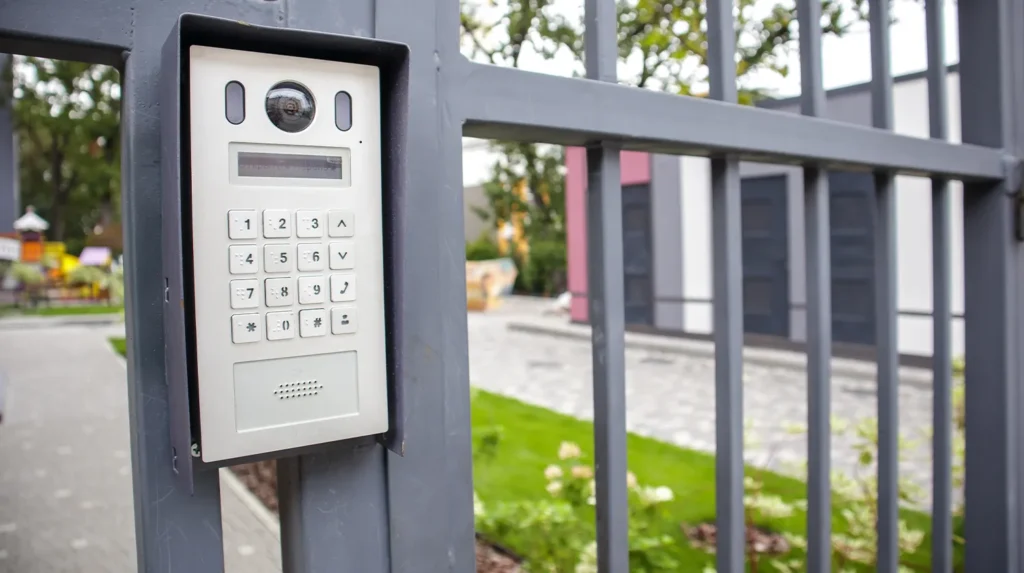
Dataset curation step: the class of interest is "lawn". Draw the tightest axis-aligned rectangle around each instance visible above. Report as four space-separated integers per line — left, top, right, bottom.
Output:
106 336 948 571
110 336 127 357
1 304 122 317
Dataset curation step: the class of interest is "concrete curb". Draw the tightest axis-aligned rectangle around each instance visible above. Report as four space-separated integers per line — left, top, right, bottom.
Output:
0 313 123 330
108 338 282 541
507 317 935 385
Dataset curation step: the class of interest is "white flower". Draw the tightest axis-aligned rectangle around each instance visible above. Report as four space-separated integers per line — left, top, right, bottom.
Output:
544 464 563 480
558 441 582 460
571 465 593 479
626 471 638 489
473 491 485 518
653 486 674 503
546 480 563 496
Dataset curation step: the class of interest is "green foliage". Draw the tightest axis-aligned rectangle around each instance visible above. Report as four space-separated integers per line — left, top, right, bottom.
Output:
520 240 567 296
8 262 44 286
466 233 503 261
5 57 121 249
66 265 108 287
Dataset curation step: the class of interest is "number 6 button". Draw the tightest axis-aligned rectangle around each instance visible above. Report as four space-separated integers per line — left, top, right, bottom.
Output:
297 243 325 271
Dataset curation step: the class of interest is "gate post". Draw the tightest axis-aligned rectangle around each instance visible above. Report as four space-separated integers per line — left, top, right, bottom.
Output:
0 53 15 232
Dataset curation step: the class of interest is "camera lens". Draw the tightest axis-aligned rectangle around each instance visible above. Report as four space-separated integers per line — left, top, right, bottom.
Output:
265 81 315 133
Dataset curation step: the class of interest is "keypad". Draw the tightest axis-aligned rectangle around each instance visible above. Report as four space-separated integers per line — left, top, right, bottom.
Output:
225 208 358 343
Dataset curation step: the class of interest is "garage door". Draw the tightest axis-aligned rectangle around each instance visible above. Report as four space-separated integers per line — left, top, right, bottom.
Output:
829 171 877 346
621 183 653 326
741 175 790 337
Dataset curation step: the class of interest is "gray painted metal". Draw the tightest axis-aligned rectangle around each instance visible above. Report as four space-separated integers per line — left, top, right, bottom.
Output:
585 144 630 573
707 0 744 567
457 63 1007 181
585 1 630 571
868 0 899 568
3 0 1024 571
925 0 953 569
796 0 832 566
0 53 16 233
959 0 1022 568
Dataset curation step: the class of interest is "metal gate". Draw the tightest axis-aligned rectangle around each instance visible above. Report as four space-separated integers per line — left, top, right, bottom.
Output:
2 0 1023 571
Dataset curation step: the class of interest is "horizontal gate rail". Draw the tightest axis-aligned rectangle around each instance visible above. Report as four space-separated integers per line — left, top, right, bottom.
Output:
456 61 1009 182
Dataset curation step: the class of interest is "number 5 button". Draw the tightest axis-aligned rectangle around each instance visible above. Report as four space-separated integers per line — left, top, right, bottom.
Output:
230 279 259 309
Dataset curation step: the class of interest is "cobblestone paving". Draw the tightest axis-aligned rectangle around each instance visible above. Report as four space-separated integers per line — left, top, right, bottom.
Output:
0 319 281 573
468 297 937 500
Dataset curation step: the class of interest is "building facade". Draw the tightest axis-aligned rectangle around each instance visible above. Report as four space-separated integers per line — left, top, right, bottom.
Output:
567 67 966 359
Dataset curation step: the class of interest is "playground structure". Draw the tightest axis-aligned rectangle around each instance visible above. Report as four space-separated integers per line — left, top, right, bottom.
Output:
3 207 117 305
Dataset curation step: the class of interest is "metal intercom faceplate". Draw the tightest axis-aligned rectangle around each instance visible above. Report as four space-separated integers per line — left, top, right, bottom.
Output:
188 46 388 462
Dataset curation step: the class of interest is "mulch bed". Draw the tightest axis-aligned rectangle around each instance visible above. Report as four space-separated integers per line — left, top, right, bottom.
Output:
683 521 791 556
230 461 521 573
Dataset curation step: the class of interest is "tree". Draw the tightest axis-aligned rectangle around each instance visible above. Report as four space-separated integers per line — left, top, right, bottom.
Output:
461 0 869 244
4 58 120 253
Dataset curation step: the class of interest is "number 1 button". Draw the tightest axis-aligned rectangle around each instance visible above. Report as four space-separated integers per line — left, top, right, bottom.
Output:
228 210 257 240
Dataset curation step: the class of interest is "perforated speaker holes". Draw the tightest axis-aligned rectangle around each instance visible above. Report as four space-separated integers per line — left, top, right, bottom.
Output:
273 379 324 400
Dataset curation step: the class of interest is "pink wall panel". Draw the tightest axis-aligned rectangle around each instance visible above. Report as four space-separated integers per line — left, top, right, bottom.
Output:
565 148 651 322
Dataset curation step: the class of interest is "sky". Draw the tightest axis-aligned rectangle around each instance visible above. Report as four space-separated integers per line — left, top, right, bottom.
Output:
461 0 960 97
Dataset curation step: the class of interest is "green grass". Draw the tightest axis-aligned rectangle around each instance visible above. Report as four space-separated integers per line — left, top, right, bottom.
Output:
110 336 126 357
472 389 948 572
0 304 122 317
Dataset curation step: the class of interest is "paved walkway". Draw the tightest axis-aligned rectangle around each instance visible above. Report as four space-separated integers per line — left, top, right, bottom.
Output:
0 318 281 573
468 297 938 499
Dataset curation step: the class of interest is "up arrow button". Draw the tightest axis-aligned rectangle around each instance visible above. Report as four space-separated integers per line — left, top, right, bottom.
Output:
328 210 355 237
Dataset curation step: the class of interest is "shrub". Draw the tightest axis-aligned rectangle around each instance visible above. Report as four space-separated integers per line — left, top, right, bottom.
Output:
66 265 109 288
520 240 566 296
467 233 502 261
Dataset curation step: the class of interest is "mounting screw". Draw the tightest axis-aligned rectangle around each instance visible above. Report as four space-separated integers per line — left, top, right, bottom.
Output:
190 443 201 458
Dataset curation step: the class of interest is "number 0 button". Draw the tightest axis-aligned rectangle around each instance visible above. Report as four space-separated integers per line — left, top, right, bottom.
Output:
296 210 325 238
265 277 295 307
266 311 296 341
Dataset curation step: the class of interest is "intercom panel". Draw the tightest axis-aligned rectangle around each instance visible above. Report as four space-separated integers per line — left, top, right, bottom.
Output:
185 46 388 462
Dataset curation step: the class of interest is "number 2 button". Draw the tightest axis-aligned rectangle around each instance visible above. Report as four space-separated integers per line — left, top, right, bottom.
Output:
263 209 291 238
230 279 259 309
229 245 258 274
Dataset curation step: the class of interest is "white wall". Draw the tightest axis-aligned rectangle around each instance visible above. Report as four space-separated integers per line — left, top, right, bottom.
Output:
676 71 966 358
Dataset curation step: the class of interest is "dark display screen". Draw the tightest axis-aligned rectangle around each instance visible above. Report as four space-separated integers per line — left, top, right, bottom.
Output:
237 151 344 180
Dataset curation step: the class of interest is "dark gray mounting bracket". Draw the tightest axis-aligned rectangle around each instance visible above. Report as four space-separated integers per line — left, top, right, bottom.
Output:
161 13 409 494
1004 155 1024 241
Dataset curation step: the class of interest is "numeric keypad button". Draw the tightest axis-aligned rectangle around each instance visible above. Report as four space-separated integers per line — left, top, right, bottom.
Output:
298 276 326 305
231 314 261 344
229 279 259 309
328 241 355 270
328 210 355 237
300 309 327 338
228 210 258 239
296 210 325 238
265 277 295 307
297 243 326 272
228 245 258 275
263 209 291 238
264 244 292 273
266 311 296 341
330 273 357 302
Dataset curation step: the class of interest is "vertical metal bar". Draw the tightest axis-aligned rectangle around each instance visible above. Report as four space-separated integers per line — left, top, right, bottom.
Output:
958 0 1021 567
0 53 17 232
584 2 629 573
706 0 744 570
796 0 832 569
925 0 953 569
868 0 899 569
278 447 390 573
585 145 629 573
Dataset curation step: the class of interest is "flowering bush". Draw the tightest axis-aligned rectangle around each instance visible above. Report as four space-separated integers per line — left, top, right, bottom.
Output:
475 441 679 573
